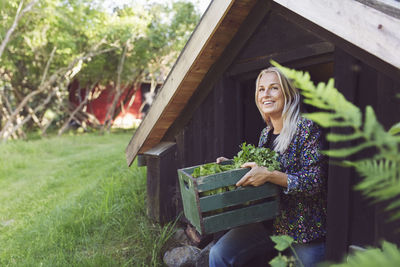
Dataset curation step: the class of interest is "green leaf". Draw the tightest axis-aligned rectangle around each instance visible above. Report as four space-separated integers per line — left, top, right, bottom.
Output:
326 132 363 142
323 142 375 158
364 106 379 139
269 255 288 267
331 242 400 267
304 112 353 128
389 122 400 136
270 235 294 251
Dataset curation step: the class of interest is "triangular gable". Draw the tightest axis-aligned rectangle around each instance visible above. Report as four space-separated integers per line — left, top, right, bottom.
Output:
125 0 400 166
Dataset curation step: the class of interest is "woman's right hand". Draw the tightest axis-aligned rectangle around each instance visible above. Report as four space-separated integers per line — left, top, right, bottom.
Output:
216 156 229 163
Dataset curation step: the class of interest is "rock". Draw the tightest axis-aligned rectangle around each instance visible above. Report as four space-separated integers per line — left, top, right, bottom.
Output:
163 245 201 267
174 228 192 246
162 228 192 256
195 241 214 267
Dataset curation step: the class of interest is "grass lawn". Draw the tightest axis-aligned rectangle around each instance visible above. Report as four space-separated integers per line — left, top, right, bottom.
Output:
0 131 174 266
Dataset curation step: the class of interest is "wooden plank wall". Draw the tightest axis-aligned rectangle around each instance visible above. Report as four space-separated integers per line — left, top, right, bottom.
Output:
327 48 400 261
228 12 332 79
175 75 244 169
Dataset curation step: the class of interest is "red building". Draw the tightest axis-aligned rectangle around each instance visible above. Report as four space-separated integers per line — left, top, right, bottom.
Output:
68 80 144 128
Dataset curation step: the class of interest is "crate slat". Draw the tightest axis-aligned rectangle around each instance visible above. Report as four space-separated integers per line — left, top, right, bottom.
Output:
196 168 250 192
178 170 202 231
199 183 277 212
203 201 278 234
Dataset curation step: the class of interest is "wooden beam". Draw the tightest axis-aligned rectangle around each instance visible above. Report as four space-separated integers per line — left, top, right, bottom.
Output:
227 42 334 77
273 0 400 70
355 0 400 19
125 0 258 166
144 142 179 223
272 2 400 83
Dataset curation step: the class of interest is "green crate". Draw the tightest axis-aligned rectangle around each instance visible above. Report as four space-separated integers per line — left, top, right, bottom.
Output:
177 162 279 235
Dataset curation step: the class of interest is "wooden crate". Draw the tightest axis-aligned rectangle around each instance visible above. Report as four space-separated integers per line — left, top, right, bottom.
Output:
178 162 279 235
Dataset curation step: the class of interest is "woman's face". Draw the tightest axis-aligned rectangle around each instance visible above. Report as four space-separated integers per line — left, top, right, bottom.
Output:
257 72 285 119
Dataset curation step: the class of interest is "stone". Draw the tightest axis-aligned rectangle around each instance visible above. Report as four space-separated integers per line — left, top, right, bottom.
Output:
195 241 214 267
163 245 201 267
162 227 194 257
173 228 192 246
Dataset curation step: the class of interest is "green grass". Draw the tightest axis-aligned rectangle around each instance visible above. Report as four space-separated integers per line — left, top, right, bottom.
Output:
0 132 174 266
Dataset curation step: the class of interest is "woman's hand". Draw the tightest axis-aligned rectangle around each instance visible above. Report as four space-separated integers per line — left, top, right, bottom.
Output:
236 162 270 187
236 162 288 188
216 156 229 163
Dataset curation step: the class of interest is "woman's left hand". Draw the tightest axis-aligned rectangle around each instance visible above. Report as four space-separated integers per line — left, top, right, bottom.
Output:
236 162 271 187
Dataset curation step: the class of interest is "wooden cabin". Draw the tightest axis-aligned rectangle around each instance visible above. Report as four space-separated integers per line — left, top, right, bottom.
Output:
125 0 400 262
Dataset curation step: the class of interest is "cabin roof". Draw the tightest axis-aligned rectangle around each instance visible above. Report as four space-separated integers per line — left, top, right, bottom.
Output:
125 0 400 166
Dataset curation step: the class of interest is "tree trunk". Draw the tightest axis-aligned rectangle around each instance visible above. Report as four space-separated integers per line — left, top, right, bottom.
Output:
0 47 116 142
57 80 97 136
0 0 39 58
101 41 129 132
7 90 55 138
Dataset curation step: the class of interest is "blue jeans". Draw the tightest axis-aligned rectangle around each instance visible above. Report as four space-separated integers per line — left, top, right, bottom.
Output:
209 222 325 267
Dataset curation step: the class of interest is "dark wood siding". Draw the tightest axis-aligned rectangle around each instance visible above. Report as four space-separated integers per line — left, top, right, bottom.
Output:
174 75 244 168
155 3 400 263
326 48 400 261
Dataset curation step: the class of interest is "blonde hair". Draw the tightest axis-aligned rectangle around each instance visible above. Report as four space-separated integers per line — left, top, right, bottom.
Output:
255 67 300 153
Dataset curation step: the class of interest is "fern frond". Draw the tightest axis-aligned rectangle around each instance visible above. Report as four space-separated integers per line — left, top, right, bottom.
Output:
272 60 362 129
326 132 363 142
389 122 400 136
332 241 400 267
353 159 400 203
304 112 356 128
324 142 375 158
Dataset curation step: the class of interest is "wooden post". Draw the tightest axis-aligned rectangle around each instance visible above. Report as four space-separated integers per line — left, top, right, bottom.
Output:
143 142 179 224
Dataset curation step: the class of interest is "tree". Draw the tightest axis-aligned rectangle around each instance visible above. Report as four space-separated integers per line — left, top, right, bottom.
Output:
0 0 200 139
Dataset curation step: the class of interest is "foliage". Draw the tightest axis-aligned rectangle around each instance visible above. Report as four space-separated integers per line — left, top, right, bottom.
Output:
0 0 200 138
0 132 174 266
269 235 301 267
330 242 400 267
190 143 280 200
234 142 280 171
270 61 400 266
192 142 280 179
192 162 236 178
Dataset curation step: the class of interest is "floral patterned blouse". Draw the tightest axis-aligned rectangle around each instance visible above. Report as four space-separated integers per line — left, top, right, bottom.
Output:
259 116 327 243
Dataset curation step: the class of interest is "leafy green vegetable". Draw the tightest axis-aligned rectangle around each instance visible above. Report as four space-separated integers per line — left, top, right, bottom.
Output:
190 143 280 201
191 163 236 178
233 142 280 171
191 142 280 179
270 235 294 251
269 254 291 267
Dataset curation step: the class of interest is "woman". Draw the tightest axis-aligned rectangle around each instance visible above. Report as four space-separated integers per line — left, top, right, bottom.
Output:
209 67 327 267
